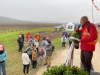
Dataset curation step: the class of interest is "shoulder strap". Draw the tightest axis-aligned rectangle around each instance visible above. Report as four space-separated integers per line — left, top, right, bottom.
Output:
87 24 90 32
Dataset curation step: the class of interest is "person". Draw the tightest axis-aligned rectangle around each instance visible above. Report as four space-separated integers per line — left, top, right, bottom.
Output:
61 35 67 47
76 16 98 75
22 50 30 75
17 35 24 52
26 43 35 65
0 44 7 75
42 37 47 58
46 37 51 43
34 39 39 54
38 47 45 64
62 29 68 38
42 37 47 49
26 32 32 42
35 33 40 42
32 49 38 70
68 33 72 48
19 31 24 44
27 37 34 47
44 41 52 68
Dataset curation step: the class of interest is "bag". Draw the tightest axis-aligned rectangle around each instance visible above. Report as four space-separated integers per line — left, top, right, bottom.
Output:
52 44 55 52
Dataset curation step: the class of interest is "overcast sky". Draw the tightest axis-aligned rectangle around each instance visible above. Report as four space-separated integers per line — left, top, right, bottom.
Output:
0 0 100 23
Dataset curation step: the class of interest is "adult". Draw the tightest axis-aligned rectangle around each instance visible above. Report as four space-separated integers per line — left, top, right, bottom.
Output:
17 35 24 52
62 29 68 38
34 39 39 54
26 32 32 42
44 41 52 68
42 37 47 49
46 37 51 43
0 44 7 75
26 43 36 65
76 16 98 75
35 33 40 42
27 37 34 47
19 31 24 43
68 33 72 48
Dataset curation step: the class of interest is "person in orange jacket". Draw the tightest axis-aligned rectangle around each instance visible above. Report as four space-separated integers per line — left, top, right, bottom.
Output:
35 33 40 42
76 16 98 75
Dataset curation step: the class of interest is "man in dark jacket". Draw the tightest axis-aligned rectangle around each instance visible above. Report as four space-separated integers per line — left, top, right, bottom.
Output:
44 41 52 68
17 35 24 52
76 16 98 75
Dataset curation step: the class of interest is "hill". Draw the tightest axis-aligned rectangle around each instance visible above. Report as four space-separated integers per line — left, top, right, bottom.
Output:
0 16 62 25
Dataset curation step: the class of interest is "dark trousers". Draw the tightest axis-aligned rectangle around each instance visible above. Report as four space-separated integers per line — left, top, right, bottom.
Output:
62 42 66 47
18 45 23 52
69 41 72 48
81 50 93 75
29 55 32 65
23 64 29 74
36 48 39 54
32 60 37 69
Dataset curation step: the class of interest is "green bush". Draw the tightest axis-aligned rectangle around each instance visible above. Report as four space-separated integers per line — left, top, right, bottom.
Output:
72 32 80 45
43 64 88 75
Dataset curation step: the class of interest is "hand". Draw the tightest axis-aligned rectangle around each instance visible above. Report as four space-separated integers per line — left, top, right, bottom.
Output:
75 38 80 42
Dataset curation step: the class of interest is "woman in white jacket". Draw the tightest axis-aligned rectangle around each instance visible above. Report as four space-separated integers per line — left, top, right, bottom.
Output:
22 51 30 75
61 35 67 47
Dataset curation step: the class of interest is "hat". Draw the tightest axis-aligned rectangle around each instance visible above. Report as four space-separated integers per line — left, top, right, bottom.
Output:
47 40 51 44
0 45 4 51
24 50 27 53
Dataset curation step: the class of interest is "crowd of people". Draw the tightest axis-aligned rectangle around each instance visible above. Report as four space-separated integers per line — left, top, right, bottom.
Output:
17 32 54 75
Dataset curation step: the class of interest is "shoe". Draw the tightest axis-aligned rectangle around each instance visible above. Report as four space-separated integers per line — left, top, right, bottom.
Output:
47 65 50 68
33 68 37 70
44 63 47 66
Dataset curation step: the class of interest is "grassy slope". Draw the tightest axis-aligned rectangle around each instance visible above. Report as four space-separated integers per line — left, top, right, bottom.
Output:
0 27 63 75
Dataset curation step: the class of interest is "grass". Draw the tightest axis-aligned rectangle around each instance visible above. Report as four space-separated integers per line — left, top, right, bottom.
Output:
98 29 100 43
0 27 67 75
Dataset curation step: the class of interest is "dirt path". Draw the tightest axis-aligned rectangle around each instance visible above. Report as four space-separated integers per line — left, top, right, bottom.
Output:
34 43 100 75
34 48 69 75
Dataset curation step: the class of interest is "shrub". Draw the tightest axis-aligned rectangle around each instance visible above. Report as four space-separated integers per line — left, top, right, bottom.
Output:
43 64 88 75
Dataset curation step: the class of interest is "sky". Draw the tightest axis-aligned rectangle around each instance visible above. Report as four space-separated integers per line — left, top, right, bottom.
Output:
0 0 100 23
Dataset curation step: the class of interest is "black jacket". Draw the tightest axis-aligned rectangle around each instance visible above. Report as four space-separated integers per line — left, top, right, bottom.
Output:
17 38 24 45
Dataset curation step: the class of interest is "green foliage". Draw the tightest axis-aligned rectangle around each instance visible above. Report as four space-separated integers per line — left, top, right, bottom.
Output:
43 64 88 75
72 32 80 45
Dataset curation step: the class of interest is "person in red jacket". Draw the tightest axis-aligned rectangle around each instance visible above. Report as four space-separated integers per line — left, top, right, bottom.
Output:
26 32 32 42
76 16 98 75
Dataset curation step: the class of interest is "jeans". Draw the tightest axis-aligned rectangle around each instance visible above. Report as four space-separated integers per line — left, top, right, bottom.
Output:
81 50 93 75
32 60 37 69
23 64 29 74
0 61 6 75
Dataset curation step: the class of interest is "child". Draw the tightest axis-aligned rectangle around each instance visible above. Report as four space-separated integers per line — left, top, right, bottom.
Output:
61 35 67 47
22 50 30 75
32 49 38 70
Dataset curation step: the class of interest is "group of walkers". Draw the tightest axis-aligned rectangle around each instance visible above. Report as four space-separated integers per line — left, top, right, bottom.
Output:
17 32 54 75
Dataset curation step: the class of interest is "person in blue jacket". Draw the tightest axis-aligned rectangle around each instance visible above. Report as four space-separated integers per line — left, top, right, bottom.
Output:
0 44 7 75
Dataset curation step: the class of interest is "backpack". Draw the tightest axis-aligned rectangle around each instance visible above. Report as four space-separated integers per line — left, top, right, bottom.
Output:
51 44 55 52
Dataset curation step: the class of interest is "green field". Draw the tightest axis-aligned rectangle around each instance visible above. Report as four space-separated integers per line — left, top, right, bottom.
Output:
0 27 64 75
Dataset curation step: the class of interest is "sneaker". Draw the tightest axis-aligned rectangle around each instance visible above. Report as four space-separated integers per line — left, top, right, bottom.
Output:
33 68 37 70
44 63 47 66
